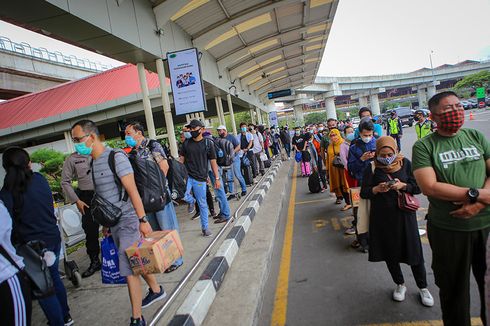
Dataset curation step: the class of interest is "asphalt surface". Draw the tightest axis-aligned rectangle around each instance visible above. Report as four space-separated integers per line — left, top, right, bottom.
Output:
259 109 490 326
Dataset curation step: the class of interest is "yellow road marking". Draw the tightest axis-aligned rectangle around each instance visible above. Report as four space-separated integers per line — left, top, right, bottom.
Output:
340 216 352 229
271 165 298 326
295 198 326 205
362 317 482 326
330 217 341 231
312 219 329 232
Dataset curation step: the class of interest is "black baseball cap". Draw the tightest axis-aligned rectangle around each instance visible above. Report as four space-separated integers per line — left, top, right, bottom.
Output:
185 119 204 128
414 109 424 115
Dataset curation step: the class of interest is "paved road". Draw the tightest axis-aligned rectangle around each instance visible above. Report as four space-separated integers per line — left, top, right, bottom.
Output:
259 109 490 326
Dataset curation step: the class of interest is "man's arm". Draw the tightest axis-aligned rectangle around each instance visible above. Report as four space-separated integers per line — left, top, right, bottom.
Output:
158 160 170 176
210 159 221 189
413 167 471 202
60 156 79 204
234 144 241 154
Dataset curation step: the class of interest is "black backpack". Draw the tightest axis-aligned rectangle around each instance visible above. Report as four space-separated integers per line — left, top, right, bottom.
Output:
206 137 234 167
167 157 188 200
308 170 322 193
128 140 168 213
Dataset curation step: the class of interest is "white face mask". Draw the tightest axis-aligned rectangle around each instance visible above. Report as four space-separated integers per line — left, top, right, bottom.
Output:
361 136 372 143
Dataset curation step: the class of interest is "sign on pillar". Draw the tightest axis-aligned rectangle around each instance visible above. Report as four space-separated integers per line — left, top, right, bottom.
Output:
476 87 486 107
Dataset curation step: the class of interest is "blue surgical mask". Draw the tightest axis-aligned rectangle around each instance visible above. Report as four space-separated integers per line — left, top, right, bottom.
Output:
361 136 372 144
74 141 93 156
241 127 247 132
346 133 355 142
377 155 397 165
125 135 137 147
184 132 192 139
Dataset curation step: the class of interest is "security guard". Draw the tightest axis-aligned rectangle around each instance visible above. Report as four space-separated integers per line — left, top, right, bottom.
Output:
414 109 435 139
386 110 403 151
61 152 100 278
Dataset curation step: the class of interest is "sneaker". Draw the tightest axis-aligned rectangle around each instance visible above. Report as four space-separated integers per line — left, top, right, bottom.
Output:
210 210 218 218
188 203 196 215
64 315 74 326
214 215 229 224
142 286 167 308
190 212 200 220
344 227 356 235
130 316 146 326
393 284 407 302
227 194 236 200
419 288 434 307
350 240 360 248
202 229 213 237
241 191 247 197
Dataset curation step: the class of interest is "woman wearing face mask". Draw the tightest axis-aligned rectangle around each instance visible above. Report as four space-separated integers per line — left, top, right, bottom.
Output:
340 126 358 189
360 136 433 307
326 129 351 210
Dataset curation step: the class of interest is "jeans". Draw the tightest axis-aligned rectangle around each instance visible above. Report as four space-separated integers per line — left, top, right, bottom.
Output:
147 197 183 266
284 143 291 158
184 177 209 230
38 243 70 326
227 155 247 193
209 168 231 219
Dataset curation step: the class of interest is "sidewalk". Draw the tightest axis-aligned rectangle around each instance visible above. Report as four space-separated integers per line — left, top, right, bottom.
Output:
30 170 276 325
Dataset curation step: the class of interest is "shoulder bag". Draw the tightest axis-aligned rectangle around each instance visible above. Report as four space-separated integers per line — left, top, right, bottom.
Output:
387 175 420 212
332 146 344 169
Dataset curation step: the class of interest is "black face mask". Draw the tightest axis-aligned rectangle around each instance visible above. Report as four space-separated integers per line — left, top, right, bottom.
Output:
191 129 201 139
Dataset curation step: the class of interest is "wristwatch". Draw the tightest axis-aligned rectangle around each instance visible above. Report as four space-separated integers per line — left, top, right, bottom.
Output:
215 177 220 180
139 216 149 223
467 188 479 204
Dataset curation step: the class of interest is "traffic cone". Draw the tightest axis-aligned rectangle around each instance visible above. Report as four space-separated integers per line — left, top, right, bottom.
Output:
470 112 475 121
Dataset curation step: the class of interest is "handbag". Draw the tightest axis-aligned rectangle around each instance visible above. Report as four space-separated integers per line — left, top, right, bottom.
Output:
332 146 344 169
101 236 126 284
387 175 420 212
260 152 268 162
0 242 55 300
90 151 123 227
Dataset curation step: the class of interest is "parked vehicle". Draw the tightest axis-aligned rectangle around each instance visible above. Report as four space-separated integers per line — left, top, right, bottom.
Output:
467 98 478 108
386 107 414 127
460 100 473 110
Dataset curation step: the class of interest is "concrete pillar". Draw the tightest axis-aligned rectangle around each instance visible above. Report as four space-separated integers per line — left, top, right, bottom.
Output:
199 111 205 122
325 97 337 120
156 59 178 158
417 88 427 108
64 131 74 153
215 96 226 125
226 93 237 135
369 94 381 116
256 107 263 125
136 63 156 139
265 112 271 128
294 104 304 126
250 108 256 124
185 114 191 124
359 96 369 108
427 85 437 99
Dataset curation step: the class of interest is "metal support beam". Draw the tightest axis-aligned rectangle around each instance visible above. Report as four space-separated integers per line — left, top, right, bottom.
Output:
226 93 237 135
156 59 178 158
137 63 156 139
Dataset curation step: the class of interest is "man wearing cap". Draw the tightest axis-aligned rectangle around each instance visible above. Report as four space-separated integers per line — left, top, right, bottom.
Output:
414 109 435 139
386 110 403 151
180 120 223 236
217 125 247 198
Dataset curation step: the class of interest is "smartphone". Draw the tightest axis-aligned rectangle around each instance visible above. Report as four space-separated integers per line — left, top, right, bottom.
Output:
386 180 397 186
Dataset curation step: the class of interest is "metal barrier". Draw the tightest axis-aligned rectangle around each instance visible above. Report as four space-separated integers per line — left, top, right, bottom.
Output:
149 157 281 326
0 36 113 72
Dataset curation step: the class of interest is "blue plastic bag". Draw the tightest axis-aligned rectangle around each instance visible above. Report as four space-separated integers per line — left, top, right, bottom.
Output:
101 236 126 284
294 151 302 163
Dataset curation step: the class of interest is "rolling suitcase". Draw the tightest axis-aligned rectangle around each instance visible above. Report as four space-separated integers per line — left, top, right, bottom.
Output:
241 164 253 186
264 160 272 169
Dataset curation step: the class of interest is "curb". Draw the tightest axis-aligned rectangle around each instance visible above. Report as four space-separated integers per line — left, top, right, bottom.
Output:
168 160 283 326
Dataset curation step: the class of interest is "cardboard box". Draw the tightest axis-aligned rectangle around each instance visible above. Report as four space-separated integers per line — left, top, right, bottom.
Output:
126 230 184 275
350 187 361 208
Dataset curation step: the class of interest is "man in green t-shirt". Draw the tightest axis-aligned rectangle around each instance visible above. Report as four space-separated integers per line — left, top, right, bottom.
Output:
412 91 490 326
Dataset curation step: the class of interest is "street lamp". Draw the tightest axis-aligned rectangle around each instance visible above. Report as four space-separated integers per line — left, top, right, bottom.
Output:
429 50 436 83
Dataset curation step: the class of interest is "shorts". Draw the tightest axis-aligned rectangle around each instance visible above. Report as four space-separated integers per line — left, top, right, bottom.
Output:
111 215 140 277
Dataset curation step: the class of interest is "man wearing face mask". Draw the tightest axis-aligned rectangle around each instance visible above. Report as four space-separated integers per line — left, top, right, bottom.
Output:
217 125 247 198
124 121 183 273
347 118 377 252
354 107 383 139
413 91 490 326
61 143 100 278
279 126 292 159
386 110 403 151
413 109 435 139
249 124 265 177
320 119 339 162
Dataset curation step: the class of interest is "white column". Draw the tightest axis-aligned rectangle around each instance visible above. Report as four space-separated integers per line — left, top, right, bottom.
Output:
64 131 74 153
294 104 304 126
358 96 369 108
199 111 205 122
250 108 256 124
137 63 157 139
226 93 237 135
156 59 178 158
256 107 263 125
417 88 427 108
369 94 381 116
185 114 191 124
214 97 222 125
217 96 226 126
427 85 437 99
325 97 337 120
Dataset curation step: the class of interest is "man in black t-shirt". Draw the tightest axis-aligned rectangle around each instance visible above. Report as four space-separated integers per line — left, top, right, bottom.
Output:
292 127 307 152
180 120 222 237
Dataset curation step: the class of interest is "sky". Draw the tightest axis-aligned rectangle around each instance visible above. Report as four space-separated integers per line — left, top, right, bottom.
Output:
1 0 490 78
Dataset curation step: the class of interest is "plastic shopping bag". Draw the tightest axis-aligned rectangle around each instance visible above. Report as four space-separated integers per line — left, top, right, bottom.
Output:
101 236 126 284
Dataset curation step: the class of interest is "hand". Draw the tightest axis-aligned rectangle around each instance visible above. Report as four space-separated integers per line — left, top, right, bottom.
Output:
361 152 375 162
389 179 406 191
76 200 89 215
215 179 221 190
374 182 390 193
102 227 110 237
450 202 486 219
313 166 318 172
139 221 153 238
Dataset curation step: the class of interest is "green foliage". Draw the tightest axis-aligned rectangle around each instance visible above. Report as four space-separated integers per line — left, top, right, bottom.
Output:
224 110 253 132
105 138 126 149
454 70 490 90
30 148 67 196
305 112 327 125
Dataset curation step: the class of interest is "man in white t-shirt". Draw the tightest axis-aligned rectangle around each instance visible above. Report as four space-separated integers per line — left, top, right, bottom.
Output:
249 124 265 176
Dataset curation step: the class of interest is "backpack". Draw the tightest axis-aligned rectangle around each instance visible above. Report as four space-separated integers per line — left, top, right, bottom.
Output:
308 171 322 193
207 137 234 167
167 157 188 201
128 140 168 213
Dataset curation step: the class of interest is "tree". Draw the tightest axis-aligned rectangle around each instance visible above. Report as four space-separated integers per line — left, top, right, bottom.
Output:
454 70 490 90
305 112 327 125
30 148 67 197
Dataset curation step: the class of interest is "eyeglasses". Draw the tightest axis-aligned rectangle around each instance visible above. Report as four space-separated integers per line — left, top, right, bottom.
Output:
72 134 90 143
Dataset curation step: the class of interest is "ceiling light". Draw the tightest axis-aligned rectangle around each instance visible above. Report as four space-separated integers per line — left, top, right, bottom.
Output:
305 58 319 63
235 13 272 33
266 67 286 75
259 55 282 67
204 29 238 50
247 76 263 85
307 23 327 34
249 39 278 53
310 0 333 8
307 36 325 43
238 64 260 77
305 44 322 52
171 0 210 21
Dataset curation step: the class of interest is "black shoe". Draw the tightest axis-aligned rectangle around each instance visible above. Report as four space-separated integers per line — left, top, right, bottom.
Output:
214 214 229 224
241 191 247 197
82 256 101 278
142 286 167 308
130 316 146 326
210 210 218 218
64 314 74 326
227 194 236 200
190 212 200 220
